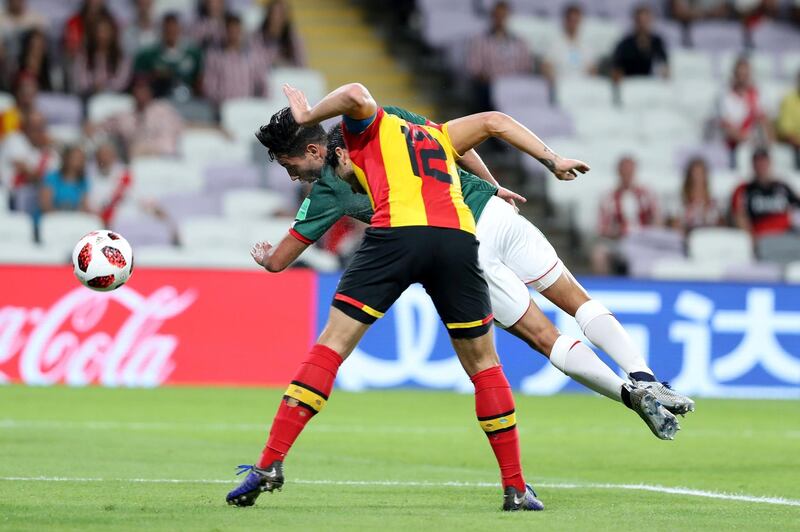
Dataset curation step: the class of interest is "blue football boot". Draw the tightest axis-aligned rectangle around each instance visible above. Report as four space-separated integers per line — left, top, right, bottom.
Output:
226 461 284 507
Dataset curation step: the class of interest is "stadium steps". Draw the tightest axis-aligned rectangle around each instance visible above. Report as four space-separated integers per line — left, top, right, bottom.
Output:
288 0 434 116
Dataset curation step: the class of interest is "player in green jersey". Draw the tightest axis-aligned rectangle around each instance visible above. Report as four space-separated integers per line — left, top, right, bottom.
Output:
250 103 694 440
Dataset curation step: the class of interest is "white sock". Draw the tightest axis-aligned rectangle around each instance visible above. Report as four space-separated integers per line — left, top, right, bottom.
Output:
575 300 653 377
549 335 624 402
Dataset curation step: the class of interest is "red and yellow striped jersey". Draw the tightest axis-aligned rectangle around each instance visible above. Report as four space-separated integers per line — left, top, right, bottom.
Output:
341 108 476 234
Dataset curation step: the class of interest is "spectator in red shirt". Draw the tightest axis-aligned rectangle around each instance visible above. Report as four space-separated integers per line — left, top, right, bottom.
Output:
593 156 662 274
86 140 131 225
732 147 800 238
717 56 771 167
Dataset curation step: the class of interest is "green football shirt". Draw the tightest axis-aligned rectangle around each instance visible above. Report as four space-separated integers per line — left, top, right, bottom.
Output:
289 107 497 244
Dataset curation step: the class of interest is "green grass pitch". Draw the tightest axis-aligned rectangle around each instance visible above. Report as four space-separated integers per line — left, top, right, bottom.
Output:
1 385 798 531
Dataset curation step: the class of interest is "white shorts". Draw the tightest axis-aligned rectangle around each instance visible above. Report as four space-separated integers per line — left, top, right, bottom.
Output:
476 196 564 328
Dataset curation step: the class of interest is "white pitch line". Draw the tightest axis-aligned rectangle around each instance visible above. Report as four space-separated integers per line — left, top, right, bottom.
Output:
0 476 798 507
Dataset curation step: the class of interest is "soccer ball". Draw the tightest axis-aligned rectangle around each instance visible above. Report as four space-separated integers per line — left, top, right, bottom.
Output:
72 230 134 292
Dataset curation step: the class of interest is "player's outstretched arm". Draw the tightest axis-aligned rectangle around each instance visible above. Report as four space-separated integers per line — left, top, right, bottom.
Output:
446 112 590 181
250 236 310 273
283 83 377 127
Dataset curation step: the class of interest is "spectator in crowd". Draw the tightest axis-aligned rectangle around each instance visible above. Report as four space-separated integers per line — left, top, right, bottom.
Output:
134 13 202 99
63 0 117 59
15 28 57 91
0 110 59 215
192 0 228 50
776 70 800 169
72 13 131 96
123 0 159 57
88 75 183 158
542 3 598 79
0 74 37 139
39 145 89 216
667 0 731 24
592 156 662 273
256 0 305 67
612 4 669 80
732 147 800 238
86 140 131 225
203 14 271 106
717 56 770 167
0 0 46 56
670 157 723 233
466 1 533 111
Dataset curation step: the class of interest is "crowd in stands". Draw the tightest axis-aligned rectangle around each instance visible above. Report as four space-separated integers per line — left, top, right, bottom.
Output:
0 0 308 245
419 0 800 279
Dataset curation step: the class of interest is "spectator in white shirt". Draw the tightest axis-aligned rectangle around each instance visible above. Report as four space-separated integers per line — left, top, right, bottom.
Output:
542 3 598 79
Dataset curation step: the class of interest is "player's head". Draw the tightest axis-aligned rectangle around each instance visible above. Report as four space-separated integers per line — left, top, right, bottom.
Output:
255 107 327 182
325 123 365 195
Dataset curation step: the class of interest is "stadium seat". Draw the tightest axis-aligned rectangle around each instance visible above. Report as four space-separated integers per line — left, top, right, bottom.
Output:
48 124 82 145
37 93 82 126
689 21 744 51
780 51 800 79
269 68 327 105
0 241 69 265
687 227 753 263
180 129 249 163
785 261 800 283
158 191 222 222
674 142 730 172
620 227 685 279
222 189 286 219
639 108 700 144
556 77 615 110
151 0 194 19
0 211 35 244
619 79 676 110
673 79 719 122
179 216 250 250
204 161 262 192
265 162 302 205
724 262 783 282
650 258 726 280
670 49 715 81
750 21 800 53
131 245 190 267
735 144 794 175
514 105 576 139
759 80 793 117
112 214 175 248
716 50 777 81
492 76 550 111
87 92 135 122
421 11 483 49
0 92 12 112
581 17 623 54
756 234 800 264
39 212 103 255
0 188 9 215
247 217 296 244
573 106 638 140
221 98 285 142
130 157 205 200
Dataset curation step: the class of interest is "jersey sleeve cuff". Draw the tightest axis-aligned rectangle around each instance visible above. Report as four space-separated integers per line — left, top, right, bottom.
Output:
289 228 314 245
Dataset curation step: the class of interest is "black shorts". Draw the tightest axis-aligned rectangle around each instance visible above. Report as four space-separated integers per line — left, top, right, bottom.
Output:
331 226 493 339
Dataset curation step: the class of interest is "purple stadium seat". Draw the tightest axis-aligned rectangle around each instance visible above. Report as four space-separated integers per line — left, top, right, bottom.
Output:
750 22 800 52
37 93 82 126
203 162 261 192
689 22 744 51
159 192 222 223
513 105 575 138
422 11 483 48
112 215 174 248
492 76 550 111
724 262 783 282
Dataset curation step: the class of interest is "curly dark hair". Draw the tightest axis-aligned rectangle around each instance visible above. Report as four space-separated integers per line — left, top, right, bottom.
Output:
324 123 345 169
255 107 326 161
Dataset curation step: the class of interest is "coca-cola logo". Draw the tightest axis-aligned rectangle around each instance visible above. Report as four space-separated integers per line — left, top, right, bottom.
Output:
0 285 196 387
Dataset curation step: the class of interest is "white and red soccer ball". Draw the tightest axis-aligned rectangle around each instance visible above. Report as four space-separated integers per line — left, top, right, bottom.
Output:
72 230 134 291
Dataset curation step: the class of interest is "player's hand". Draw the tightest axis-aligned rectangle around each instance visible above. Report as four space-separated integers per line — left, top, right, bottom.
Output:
283 84 313 125
553 158 590 181
250 241 274 269
497 187 526 210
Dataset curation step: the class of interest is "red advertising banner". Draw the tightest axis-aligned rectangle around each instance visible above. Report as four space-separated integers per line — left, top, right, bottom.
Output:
0 265 317 387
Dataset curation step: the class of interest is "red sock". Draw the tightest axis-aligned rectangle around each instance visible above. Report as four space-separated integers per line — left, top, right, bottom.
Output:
471 365 526 492
257 344 343 468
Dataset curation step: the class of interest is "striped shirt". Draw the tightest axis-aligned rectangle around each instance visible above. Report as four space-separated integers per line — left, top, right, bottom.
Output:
71 52 131 94
466 30 532 80
202 44 273 104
